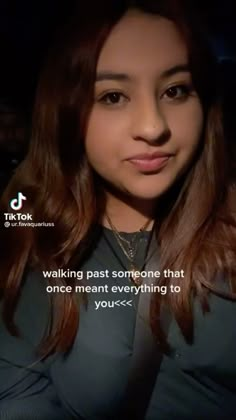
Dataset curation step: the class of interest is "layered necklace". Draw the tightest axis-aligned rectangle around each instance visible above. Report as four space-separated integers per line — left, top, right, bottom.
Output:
105 214 153 286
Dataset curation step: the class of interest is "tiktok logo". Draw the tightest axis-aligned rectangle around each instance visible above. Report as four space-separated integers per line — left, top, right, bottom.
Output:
9 192 27 210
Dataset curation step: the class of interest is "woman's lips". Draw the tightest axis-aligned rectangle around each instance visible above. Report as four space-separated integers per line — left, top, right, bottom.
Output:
127 155 171 172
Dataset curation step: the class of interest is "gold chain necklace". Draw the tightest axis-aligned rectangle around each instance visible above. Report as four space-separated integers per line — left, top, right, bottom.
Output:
105 214 152 286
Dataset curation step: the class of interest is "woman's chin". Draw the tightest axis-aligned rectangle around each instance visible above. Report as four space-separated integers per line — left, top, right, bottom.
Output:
122 182 174 201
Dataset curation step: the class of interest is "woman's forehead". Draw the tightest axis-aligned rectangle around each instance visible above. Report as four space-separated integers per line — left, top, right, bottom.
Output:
96 10 189 79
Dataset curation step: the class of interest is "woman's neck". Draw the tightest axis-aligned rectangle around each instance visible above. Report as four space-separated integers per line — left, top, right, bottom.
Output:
99 189 157 233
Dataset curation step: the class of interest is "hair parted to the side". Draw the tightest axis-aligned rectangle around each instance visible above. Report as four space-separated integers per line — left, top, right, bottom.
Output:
0 0 235 355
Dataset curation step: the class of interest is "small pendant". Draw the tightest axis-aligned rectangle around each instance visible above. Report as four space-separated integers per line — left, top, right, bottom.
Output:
128 248 135 259
129 266 142 286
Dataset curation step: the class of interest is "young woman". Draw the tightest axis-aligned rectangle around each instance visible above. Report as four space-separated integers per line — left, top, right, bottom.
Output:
0 1 236 419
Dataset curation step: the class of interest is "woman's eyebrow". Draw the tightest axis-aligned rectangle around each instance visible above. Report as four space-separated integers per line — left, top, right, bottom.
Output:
96 72 131 82
161 64 190 79
96 64 190 82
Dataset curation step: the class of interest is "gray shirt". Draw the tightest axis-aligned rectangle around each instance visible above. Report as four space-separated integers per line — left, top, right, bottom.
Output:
1 227 236 419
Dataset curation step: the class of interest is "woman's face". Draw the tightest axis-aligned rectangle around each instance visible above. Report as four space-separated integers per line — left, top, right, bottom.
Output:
85 9 204 201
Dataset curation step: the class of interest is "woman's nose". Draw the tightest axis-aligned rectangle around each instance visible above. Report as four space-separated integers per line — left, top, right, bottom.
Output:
131 97 169 144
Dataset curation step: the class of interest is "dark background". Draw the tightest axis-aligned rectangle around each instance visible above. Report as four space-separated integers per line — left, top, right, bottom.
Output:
0 0 235 192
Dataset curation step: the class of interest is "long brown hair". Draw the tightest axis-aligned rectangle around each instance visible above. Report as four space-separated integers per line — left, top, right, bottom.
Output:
1 0 236 355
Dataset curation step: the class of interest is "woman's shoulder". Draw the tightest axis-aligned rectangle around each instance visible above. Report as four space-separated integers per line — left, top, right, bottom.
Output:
0 271 67 416
0 269 51 351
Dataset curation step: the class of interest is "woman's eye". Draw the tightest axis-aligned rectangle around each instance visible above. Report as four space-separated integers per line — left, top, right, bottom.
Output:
98 92 127 105
163 85 191 101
